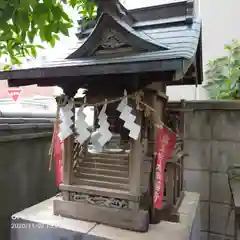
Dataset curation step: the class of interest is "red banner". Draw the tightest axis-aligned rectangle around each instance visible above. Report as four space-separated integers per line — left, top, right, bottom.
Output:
54 124 63 187
154 127 176 209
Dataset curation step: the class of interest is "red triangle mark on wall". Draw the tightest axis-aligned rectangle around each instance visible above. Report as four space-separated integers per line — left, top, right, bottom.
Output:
8 89 22 102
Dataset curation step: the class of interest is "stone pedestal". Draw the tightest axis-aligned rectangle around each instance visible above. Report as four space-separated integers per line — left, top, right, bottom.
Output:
11 192 200 240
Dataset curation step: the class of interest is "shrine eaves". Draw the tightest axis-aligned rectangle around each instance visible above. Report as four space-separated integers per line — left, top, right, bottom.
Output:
0 0 202 93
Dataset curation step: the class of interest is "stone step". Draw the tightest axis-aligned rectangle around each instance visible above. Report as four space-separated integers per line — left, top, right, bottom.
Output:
84 156 129 166
78 167 129 178
78 172 129 184
80 162 129 171
73 179 129 191
107 135 121 141
88 152 129 159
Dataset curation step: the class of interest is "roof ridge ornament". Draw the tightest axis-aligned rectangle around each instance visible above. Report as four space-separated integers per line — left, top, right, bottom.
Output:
95 0 122 13
94 0 135 24
186 0 194 24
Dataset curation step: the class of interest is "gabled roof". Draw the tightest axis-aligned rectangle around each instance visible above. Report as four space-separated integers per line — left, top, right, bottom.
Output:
68 12 169 59
0 0 203 88
68 16 201 64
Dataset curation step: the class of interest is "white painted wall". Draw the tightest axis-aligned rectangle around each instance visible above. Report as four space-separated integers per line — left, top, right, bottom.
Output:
168 0 240 100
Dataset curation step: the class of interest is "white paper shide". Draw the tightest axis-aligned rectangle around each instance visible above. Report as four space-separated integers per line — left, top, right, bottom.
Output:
58 100 74 141
117 98 141 140
75 107 91 145
90 103 112 152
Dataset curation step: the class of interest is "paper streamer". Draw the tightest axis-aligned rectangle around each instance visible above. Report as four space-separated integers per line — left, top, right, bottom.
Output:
75 107 91 145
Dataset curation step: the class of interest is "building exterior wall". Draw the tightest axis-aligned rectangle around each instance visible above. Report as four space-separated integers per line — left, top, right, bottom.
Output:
167 0 240 101
0 80 56 113
0 80 55 99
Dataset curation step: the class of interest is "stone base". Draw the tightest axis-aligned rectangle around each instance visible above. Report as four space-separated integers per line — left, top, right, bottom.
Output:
53 199 149 232
11 192 200 240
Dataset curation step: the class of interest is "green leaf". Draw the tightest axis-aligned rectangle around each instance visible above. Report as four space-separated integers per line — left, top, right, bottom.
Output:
39 28 46 41
51 5 62 21
53 34 60 40
0 1 7 9
0 0 89 68
21 31 27 42
34 3 48 15
44 0 56 7
11 56 22 65
224 44 232 51
0 30 13 41
33 3 49 26
44 25 52 42
31 47 37 57
3 64 12 71
62 11 72 22
58 22 71 36
49 37 55 47
19 0 37 8
28 28 36 43
35 44 44 49
24 47 30 55
1 5 15 22
68 0 78 8
16 11 30 30
205 39 240 100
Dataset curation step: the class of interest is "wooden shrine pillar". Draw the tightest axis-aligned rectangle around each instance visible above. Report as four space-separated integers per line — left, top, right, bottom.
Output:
146 82 167 223
62 90 76 201
142 118 149 155
63 135 74 200
129 103 143 210
93 106 98 130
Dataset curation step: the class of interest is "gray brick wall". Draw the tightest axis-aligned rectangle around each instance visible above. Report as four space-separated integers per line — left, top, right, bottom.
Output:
178 101 240 240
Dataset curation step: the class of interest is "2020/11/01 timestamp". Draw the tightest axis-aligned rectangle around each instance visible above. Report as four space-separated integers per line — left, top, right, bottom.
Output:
11 223 58 229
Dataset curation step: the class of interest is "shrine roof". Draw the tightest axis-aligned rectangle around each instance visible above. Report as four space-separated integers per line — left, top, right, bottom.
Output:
0 0 203 88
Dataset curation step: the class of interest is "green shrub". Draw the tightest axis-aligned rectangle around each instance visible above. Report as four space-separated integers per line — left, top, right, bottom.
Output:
204 40 240 99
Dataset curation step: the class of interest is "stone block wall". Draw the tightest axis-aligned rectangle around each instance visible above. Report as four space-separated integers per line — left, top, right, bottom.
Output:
172 101 240 240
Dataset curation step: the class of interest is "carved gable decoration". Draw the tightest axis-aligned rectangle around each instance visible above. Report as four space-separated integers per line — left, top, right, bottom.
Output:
93 28 133 56
67 13 169 59
100 28 127 49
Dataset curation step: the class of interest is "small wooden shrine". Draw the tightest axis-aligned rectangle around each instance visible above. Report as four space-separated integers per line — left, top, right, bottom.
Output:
0 0 202 233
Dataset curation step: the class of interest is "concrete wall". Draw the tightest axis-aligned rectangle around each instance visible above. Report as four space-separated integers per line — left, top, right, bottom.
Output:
0 112 56 240
176 101 240 240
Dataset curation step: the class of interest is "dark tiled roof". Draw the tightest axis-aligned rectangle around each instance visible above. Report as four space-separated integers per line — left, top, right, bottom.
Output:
0 0 202 87
68 17 201 62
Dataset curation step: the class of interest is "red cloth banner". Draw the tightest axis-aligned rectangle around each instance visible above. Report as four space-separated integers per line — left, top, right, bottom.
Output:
54 124 63 187
154 126 176 209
